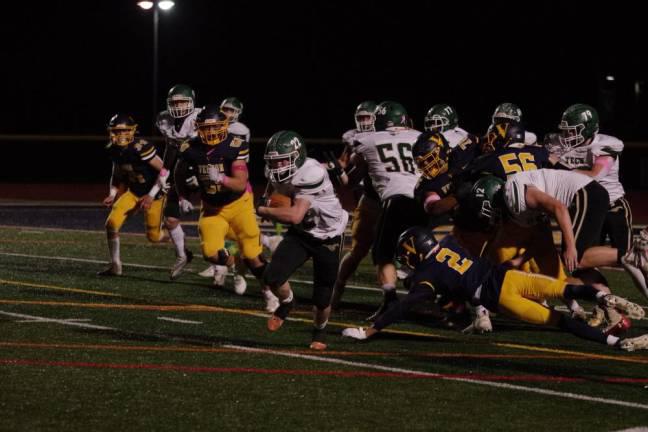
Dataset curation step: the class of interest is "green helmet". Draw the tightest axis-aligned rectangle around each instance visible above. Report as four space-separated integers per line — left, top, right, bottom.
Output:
558 104 599 150
424 104 458 132
492 102 522 124
167 84 196 118
220 97 243 122
264 130 307 183
374 101 409 131
470 176 505 227
355 100 377 132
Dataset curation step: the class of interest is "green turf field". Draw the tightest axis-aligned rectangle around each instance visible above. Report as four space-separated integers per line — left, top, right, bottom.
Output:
1 225 647 431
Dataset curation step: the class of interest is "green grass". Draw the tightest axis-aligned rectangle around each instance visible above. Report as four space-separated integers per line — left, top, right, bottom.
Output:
1 226 648 431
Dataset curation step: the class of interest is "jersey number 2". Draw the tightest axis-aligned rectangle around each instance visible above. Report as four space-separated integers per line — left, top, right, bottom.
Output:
435 248 473 274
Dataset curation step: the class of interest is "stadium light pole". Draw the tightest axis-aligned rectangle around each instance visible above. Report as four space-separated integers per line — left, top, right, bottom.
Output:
137 1 175 132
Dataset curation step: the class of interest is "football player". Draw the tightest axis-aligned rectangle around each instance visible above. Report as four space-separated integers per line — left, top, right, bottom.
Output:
352 101 427 320
198 97 257 295
331 101 382 309
174 105 272 306
155 84 200 280
257 131 348 350
490 102 538 145
412 130 495 332
98 114 167 276
549 104 647 300
342 226 648 352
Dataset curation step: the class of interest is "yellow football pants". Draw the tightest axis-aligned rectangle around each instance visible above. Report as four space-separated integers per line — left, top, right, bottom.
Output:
199 192 262 260
105 190 164 242
497 270 566 326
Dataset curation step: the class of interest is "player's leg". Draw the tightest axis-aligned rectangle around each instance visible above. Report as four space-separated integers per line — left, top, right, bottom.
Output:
144 196 166 243
198 211 232 276
332 194 380 308
263 231 310 330
369 196 425 321
99 190 138 276
164 188 193 280
309 234 344 350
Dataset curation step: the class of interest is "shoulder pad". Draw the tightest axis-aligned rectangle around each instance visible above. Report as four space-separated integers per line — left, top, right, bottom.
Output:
593 134 624 155
292 159 326 190
342 129 357 146
229 122 250 136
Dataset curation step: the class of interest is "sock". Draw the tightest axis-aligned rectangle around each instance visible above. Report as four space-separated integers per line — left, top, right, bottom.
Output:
565 298 583 312
108 237 120 263
314 320 328 330
607 335 620 346
261 234 270 248
168 226 186 258
557 315 607 344
282 290 294 304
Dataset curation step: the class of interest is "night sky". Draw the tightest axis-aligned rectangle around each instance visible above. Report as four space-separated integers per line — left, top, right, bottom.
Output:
5 1 648 140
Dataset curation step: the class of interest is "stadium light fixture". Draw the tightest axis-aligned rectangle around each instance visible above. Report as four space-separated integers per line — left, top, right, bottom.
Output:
137 1 154 9
158 1 175 10
606 75 615 82
137 0 175 133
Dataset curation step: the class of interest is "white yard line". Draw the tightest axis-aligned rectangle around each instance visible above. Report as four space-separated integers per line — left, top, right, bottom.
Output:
1 251 646 312
157 316 203 325
3 307 647 411
0 311 115 331
224 344 648 411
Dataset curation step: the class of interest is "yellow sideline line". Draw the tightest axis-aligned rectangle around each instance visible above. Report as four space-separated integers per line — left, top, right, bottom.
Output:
2 279 646 365
0 279 122 298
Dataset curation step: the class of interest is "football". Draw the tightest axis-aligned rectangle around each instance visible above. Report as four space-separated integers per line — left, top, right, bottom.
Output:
267 192 292 208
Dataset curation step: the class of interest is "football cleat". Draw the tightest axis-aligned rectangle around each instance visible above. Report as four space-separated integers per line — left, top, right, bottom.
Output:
603 313 632 337
212 265 228 287
267 300 294 332
262 289 280 313
169 249 193 280
621 243 648 299
366 290 398 322
619 334 648 352
97 262 122 277
198 266 215 278
233 274 247 295
341 327 368 340
310 327 327 350
600 294 645 320
587 306 605 327
267 315 284 332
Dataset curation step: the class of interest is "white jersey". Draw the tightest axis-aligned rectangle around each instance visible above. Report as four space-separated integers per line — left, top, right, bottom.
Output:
156 108 202 141
354 127 422 201
342 128 372 154
271 158 348 240
556 133 624 203
504 168 593 226
442 127 471 149
228 121 250 142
